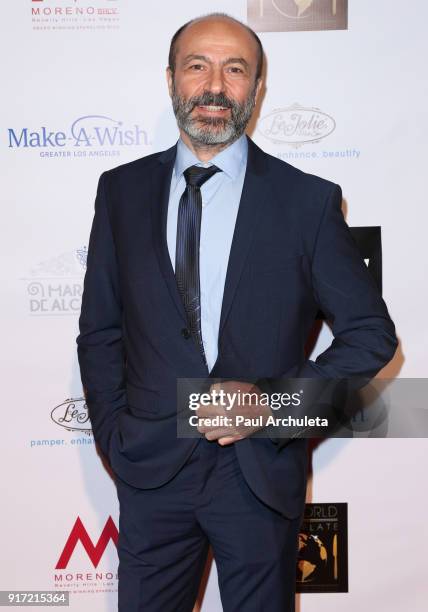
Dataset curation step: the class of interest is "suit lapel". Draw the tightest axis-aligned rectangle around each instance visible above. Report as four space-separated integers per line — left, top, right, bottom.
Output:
149 137 270 367
217 137 269 337
150 143 189 325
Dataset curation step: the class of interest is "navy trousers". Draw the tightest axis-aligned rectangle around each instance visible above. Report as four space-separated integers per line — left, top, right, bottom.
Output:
115 438 303 611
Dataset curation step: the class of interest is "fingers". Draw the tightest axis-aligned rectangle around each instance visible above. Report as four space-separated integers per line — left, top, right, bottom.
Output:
217 436 241 446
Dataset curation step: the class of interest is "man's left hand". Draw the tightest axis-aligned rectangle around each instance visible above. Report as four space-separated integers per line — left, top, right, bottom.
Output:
196 380 272 445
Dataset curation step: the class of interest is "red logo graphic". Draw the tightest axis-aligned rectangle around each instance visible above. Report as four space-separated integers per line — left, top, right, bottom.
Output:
56 516 118 569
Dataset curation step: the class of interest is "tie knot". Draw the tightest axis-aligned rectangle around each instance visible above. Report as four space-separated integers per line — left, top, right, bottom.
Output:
184 164 221 188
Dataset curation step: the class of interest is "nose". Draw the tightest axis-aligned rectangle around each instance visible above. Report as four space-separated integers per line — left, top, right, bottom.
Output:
206 65 225 94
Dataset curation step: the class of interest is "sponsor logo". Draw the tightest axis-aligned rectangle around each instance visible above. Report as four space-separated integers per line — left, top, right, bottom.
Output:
21 247 86 316
248 0 348 32
297 502 348 592
30 395 94 449
51 397 91 433
31 0 121 32
258 103 362 161
53 517 118 594
258 104 336 147
56 516 118 569
8 115 149 159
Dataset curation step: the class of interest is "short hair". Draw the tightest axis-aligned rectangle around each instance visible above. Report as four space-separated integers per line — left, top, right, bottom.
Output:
168 13 264 82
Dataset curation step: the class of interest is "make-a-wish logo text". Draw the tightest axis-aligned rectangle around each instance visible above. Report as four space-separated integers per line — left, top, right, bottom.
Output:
7 115 149 158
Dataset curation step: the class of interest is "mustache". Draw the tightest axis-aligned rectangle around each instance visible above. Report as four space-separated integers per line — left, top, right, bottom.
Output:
186 91 235 111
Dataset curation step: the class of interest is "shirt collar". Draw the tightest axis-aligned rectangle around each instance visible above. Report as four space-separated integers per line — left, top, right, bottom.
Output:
174 133 248 181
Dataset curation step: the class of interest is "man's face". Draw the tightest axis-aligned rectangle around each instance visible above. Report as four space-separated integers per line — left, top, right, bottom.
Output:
167 18 262 147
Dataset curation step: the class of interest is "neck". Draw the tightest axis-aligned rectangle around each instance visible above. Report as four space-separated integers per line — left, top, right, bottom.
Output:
179 130 239 162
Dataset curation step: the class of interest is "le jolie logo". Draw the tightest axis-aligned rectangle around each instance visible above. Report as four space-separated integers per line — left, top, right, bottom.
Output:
51 398 91 432
258 103 336 147
56 516 118 569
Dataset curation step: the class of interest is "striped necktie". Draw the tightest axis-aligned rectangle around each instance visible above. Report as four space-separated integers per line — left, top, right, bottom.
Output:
175 164 222 366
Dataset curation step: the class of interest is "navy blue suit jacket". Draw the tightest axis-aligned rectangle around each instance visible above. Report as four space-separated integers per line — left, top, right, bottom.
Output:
77 136 397 519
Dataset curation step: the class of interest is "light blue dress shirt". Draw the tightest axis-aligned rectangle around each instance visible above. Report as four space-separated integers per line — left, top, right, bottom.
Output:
166 134 248 372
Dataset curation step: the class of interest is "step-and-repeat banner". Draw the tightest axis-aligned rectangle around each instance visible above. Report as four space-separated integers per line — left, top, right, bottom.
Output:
1 1 427 610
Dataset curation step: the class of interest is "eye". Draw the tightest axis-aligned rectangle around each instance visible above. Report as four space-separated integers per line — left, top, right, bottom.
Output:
189 64 205 71
227 66 244 74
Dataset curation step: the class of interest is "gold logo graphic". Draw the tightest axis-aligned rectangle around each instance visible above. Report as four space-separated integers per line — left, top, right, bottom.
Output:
248 0 347 32
298 533 328 582
295 1 315 17
296 503 348 593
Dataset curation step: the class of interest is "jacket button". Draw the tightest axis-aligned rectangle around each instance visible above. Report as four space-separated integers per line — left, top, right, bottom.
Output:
181 327 191 339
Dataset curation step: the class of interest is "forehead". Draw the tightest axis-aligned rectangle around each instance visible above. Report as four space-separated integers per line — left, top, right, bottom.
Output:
176 18 258 64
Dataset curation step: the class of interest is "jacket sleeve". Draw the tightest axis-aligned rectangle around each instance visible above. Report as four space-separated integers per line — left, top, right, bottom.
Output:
261 183 398 448
76 172 126 458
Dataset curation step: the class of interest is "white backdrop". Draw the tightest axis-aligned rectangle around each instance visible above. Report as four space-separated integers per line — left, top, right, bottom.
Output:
1 1 427 610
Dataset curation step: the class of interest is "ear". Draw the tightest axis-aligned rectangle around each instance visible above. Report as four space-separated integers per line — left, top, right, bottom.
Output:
254 77 263 104
166 67 174 98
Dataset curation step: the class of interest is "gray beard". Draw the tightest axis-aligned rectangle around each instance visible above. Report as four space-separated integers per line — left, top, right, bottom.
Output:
171 82 257 147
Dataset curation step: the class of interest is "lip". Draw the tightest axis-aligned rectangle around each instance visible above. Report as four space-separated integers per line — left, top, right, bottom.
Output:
194 105 230 117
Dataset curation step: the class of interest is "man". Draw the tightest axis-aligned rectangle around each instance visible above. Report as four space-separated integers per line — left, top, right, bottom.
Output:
77 13 397 612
